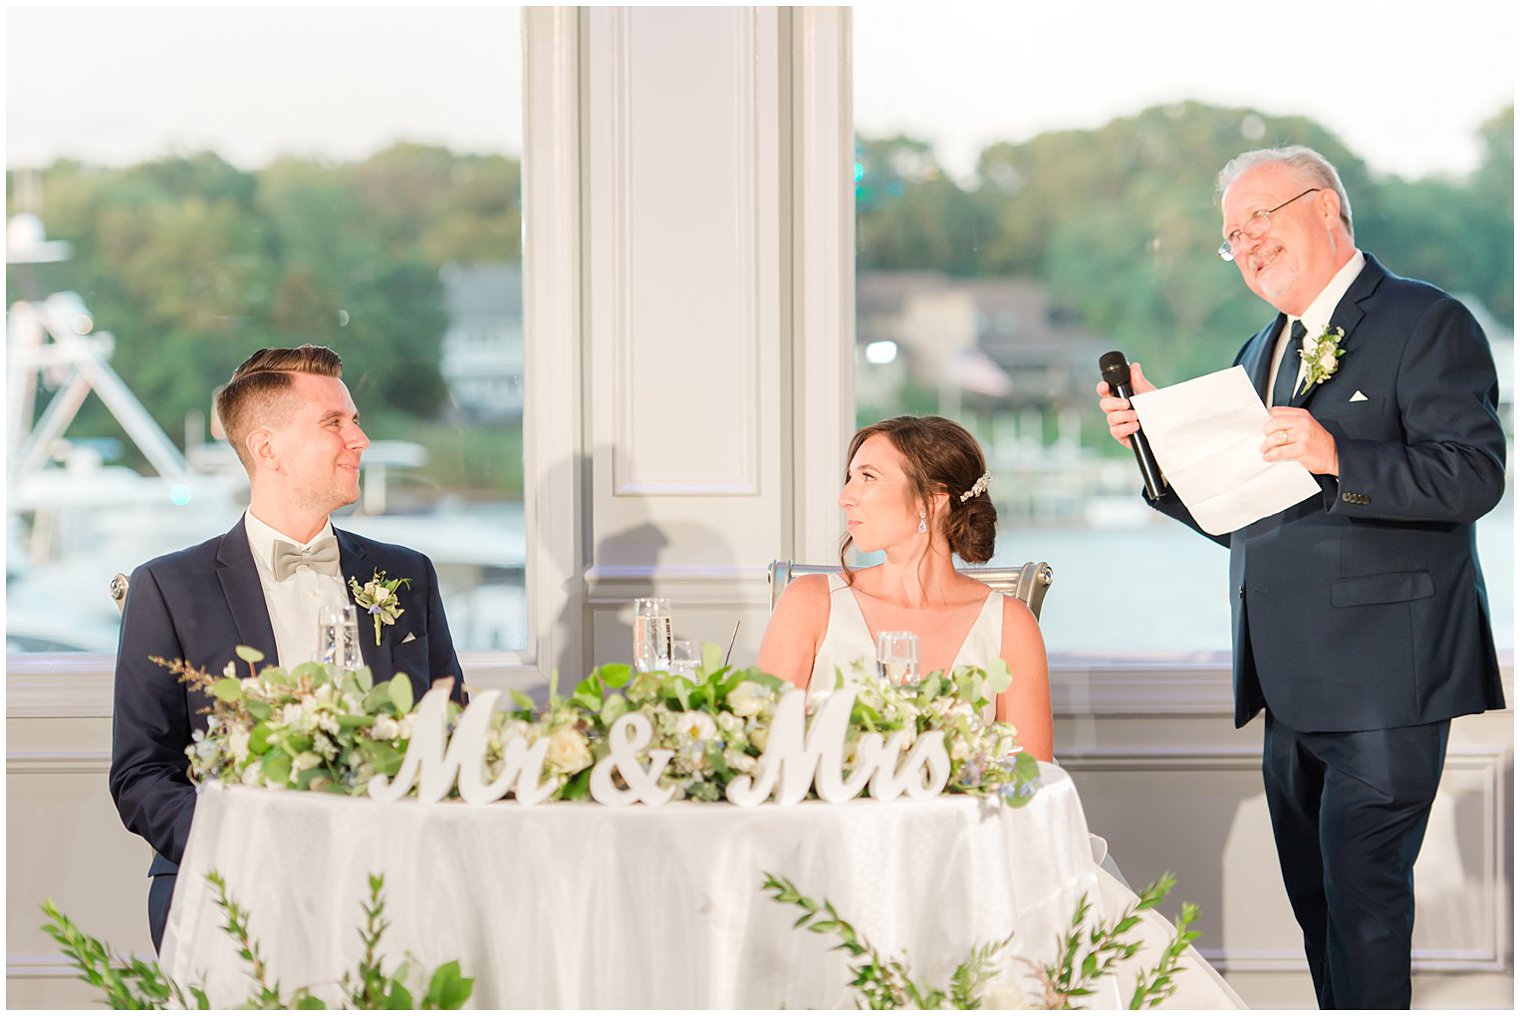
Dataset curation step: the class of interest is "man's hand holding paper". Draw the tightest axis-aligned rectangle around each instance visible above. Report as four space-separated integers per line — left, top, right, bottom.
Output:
1127 366 1320 535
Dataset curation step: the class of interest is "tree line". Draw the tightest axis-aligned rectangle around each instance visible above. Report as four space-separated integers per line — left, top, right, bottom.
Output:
857 101 1513 385
5 101 1511 475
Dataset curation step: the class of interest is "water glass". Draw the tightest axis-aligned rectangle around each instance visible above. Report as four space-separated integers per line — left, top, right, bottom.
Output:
318 603 362 671
668 639 701 682
875 630 919 685
633 597 672 673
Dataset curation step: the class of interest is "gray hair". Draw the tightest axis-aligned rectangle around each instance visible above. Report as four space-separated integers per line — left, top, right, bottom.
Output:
1216 146 1354 239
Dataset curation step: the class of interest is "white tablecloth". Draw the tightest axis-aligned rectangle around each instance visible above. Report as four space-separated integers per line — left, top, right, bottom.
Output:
161 764 1118 1008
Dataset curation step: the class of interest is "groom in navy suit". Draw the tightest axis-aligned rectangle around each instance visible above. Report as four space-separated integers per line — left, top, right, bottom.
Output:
109 345 466 952
1098 147 1504 1008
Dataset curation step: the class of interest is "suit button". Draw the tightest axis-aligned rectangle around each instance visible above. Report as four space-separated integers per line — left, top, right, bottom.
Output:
1341 492 1354 503
1238 585 1245 599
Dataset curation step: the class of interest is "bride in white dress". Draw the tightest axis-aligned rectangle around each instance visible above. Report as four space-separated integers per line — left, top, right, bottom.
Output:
757 415 1054 761
757 415 1244 1009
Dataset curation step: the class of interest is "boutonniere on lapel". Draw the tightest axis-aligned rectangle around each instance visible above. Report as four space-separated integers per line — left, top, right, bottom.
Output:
348 569 412 646
1296 325 1346 396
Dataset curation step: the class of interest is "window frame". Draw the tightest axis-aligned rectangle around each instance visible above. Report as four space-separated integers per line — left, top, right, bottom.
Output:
6 8 583 708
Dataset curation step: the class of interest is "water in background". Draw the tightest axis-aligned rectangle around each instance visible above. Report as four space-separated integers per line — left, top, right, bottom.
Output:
996 489 1514 655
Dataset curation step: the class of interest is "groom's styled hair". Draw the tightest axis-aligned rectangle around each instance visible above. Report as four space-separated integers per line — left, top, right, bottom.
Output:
215 344 344 471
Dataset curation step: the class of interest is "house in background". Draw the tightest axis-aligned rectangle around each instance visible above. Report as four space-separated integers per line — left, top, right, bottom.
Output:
856 269 1108 425
439 263 524 421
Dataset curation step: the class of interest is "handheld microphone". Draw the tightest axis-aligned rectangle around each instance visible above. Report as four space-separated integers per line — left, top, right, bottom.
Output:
1099 351 1167 502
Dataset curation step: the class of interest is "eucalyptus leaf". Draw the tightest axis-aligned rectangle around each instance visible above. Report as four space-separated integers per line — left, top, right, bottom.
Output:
354 666 374 692
248 722 272 755
388 675 414 715
508 688 536 711
245 699 272 722
984 659 1012 696
210 677 242 702
234 645 265 665
290 661 327 684
597 663 633 689
262 752 292 785
599 696 630 727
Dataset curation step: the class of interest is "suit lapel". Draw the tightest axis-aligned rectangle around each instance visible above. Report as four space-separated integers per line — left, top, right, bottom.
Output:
1244 314 1286 402
1291 256 1383 410
215 518 278 663
336 528 392 681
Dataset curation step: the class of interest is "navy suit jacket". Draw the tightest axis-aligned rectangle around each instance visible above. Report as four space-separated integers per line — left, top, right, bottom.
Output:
108 516 466 878
1154 254 1506 731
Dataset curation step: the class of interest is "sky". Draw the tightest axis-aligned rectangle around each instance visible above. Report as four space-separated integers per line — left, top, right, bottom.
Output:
854 0 1515 182
5 5 525 171
4 2 1515 180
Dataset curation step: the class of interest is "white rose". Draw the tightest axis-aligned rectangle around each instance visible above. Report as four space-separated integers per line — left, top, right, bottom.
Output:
370 714 400 741
675 711 718 742
716 711 743 737
544 727 593 774
727 681 771 717
372 586 394 606
1319 350 1337 371
397 715 415 741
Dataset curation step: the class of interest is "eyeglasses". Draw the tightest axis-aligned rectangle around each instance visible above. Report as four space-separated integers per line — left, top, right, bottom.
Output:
1217 188 1321 262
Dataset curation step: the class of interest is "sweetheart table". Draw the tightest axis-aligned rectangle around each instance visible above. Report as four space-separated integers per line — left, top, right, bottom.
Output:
159 763 1117 1008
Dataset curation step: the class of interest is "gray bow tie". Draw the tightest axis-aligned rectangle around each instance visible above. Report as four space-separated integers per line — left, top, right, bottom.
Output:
271 538 341 582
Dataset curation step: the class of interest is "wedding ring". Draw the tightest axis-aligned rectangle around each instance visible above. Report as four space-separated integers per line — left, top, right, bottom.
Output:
1278 430 1289 446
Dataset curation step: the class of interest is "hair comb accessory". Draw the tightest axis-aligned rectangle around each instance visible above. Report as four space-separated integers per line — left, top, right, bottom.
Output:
958 471 992 503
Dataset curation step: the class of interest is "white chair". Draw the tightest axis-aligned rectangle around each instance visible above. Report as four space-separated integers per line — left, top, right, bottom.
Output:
767 559 1053 619
110 572 130 615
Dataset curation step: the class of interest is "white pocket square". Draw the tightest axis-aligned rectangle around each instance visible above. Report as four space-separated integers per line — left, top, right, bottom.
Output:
401 632 417 644
1349 390 1368 402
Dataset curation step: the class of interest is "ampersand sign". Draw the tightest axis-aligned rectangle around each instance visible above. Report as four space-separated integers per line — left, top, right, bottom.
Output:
589 713 676 806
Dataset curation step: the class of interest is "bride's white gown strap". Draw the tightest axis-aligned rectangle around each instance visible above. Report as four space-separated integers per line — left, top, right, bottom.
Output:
807 572 1003 704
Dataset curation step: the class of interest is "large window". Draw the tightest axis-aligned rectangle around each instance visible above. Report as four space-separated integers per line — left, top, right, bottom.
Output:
853 2 1514 654
6 7 527 654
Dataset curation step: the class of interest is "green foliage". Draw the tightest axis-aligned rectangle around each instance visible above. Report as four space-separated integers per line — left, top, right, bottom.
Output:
1038 872 1200 1010
7 142 520 482
41 871 472 1009
855 100 1513 419
765 869 1201 1010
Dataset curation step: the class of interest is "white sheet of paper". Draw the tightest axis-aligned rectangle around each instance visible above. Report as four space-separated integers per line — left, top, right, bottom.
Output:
1129 365 1321 535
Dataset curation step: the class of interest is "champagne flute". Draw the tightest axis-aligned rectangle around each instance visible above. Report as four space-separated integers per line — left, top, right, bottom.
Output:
668 639 701 682
875 630 919 685
633 597 672 672
318 603 362 671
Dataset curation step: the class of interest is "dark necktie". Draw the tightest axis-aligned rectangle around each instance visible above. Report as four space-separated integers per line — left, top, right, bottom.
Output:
1271 320 1308 406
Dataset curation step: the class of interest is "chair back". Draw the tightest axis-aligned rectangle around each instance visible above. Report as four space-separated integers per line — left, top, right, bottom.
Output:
110 573 130 615
767 559 1053 620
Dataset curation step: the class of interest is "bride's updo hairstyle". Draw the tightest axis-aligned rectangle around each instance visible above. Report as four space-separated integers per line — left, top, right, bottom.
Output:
840 415 998 567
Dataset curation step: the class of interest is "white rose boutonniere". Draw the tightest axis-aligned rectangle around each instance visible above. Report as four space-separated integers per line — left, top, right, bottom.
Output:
349 569 413 646
1297 324 1346 396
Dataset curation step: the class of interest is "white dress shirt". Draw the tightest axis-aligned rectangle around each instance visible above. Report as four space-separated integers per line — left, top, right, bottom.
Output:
243 511 349 667
1266 250 1366 404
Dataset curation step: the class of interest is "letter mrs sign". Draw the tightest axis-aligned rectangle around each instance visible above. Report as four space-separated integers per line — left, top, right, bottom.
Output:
368 687 952 806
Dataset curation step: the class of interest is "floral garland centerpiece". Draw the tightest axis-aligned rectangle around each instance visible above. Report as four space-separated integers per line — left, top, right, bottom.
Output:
169 645 1042 807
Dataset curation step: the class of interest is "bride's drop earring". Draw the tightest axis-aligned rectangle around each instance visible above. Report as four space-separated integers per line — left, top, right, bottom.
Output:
918 510 928 534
